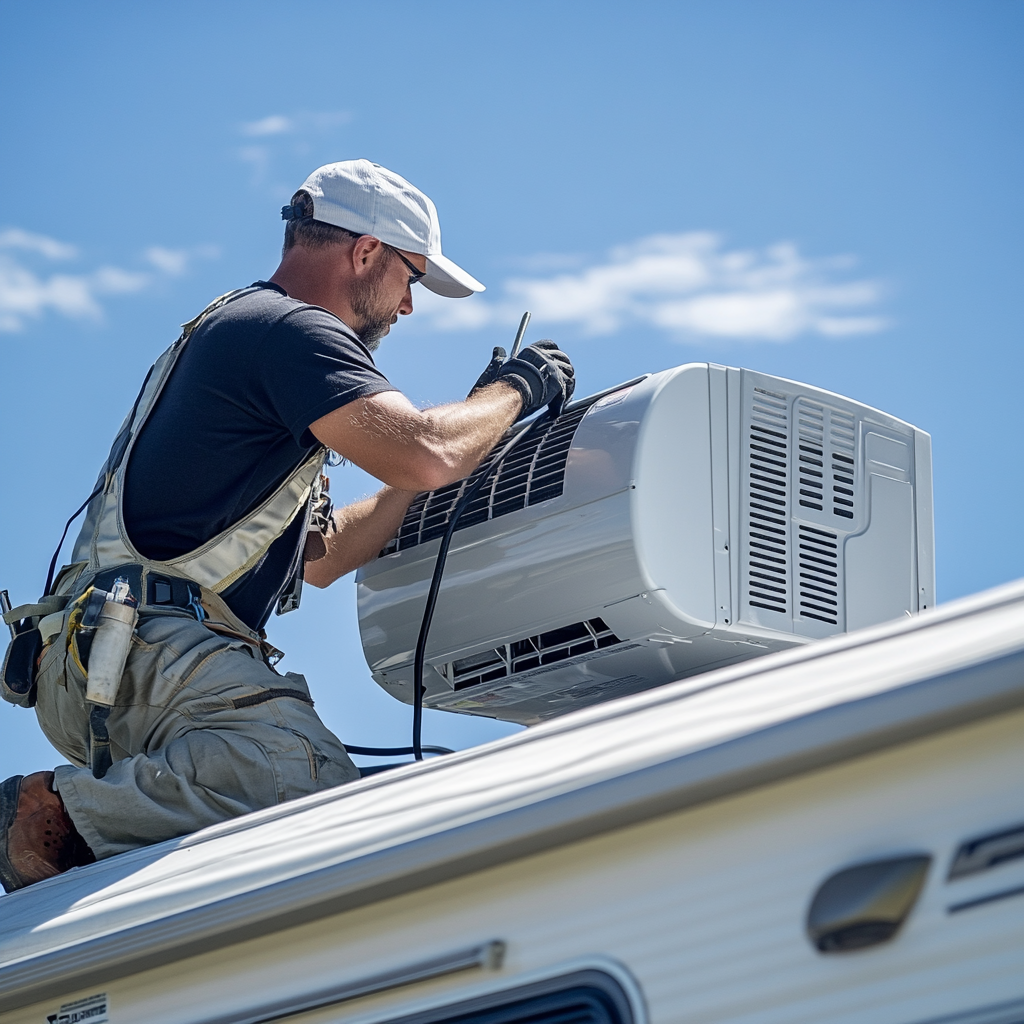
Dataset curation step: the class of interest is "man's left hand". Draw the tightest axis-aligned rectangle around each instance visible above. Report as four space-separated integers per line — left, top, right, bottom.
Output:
468 346 507 397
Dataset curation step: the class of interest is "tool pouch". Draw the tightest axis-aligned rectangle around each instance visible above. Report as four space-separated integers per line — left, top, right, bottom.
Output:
1 628 43 708
1 594 72 708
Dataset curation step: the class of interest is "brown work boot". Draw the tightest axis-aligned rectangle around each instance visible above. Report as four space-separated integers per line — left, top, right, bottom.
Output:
0 772 95 893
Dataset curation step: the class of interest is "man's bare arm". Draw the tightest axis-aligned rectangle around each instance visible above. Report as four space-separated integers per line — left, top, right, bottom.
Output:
309 382 523 493
304 486 419 588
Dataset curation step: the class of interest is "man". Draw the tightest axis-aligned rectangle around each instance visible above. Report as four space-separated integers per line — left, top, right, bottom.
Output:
0 159 574 892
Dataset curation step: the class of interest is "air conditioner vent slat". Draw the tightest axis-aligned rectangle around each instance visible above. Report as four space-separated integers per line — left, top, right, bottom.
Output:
796 523 840 625
380 392 611 554
743 394 856 630
744 390 791 617
449 617 623 692
829 416 858 520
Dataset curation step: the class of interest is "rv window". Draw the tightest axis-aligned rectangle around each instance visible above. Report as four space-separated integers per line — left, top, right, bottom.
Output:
375 970 635 1024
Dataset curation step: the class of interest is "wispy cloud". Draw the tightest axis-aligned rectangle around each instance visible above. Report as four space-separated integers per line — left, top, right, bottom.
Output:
144 244 219 276
236 110 352 192
0 231 218 333
241 114 293 137
0 228 78 261
417 233 888 342
241 111 349 138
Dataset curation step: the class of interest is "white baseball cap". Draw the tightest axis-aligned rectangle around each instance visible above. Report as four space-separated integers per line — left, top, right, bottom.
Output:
292 159 485 298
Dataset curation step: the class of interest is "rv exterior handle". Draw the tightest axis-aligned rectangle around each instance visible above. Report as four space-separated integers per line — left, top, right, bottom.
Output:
807 854 931 952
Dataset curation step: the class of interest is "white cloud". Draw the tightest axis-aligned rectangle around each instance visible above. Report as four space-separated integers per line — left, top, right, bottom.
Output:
236 111 352 193
0 232 218 333
144 247 187 275
92 266 151 294
144 244 220 276
0 228 77 260
239 110 350 141
0 259 102 322
242 114 293 136
416 233 888 342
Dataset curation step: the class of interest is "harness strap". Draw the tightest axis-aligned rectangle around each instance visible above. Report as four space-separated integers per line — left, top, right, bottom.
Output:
57 285 325 628
3 596 69 626
230 687 313 710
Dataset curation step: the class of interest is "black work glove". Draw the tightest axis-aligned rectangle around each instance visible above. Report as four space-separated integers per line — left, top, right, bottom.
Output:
488 340 575 420
469 346 508 396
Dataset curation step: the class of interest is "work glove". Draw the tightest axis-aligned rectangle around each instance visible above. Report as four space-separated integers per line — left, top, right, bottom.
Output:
469 346 508 396
472 341 575 421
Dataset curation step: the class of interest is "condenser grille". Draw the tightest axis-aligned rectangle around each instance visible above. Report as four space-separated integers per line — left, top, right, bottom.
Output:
746 387 790 615
830 410 856 520
448 618 622 692
382 398 597 554
796 401 826 512
797 524 840 624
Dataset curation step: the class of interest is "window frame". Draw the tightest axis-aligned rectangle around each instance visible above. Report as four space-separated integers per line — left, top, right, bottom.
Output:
372 969 637 1024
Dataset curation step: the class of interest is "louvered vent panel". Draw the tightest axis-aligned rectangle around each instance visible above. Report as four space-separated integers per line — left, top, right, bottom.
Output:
381 398 597 555
746 387 790 616
797 524 840 625
796 401 826 513
830 410 856 520
448 618 623 692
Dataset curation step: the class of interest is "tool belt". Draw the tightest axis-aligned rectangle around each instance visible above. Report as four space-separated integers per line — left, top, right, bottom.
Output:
1 563 281 709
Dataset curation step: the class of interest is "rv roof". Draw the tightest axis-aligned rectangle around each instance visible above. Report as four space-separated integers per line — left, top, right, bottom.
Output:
2 579 1024 1013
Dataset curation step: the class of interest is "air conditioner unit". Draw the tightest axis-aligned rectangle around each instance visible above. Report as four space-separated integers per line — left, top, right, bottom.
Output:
356 363 934 725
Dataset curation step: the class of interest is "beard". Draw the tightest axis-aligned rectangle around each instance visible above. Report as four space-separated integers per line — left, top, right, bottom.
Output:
351 256 398 351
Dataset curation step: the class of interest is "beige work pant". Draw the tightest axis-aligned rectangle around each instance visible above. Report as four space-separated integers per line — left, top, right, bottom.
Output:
33 611 358 859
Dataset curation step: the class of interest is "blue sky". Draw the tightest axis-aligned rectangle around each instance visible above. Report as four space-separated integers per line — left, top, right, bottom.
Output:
1 1 1022 779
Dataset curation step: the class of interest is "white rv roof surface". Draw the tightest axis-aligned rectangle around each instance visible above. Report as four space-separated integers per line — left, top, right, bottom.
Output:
3 579 1024 1012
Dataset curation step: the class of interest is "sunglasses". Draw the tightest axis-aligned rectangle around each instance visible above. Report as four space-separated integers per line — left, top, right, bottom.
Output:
386 245 426 287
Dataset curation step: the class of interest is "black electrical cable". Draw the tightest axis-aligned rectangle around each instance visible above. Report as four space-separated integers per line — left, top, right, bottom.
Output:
344 744 453 757
344 414 540 766
343 415 537 767
348 406 545 766
43 482 104 597
351 312 556 765
410 400 563 760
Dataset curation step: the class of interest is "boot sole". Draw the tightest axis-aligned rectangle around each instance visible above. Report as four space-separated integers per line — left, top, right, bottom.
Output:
0 775 26 893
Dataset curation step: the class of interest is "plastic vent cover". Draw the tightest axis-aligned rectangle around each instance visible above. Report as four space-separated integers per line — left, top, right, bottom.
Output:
745 386 791 616
743 387 861 631
792 397 855 630
445 618 623 692
798 524 840 625
797 400 857 521
381 398 599 555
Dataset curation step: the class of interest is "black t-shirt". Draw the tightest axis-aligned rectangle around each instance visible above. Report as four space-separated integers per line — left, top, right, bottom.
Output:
123 282 396 629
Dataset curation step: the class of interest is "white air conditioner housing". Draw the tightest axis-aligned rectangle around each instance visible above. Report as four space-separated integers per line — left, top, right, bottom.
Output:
355 364 935 725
